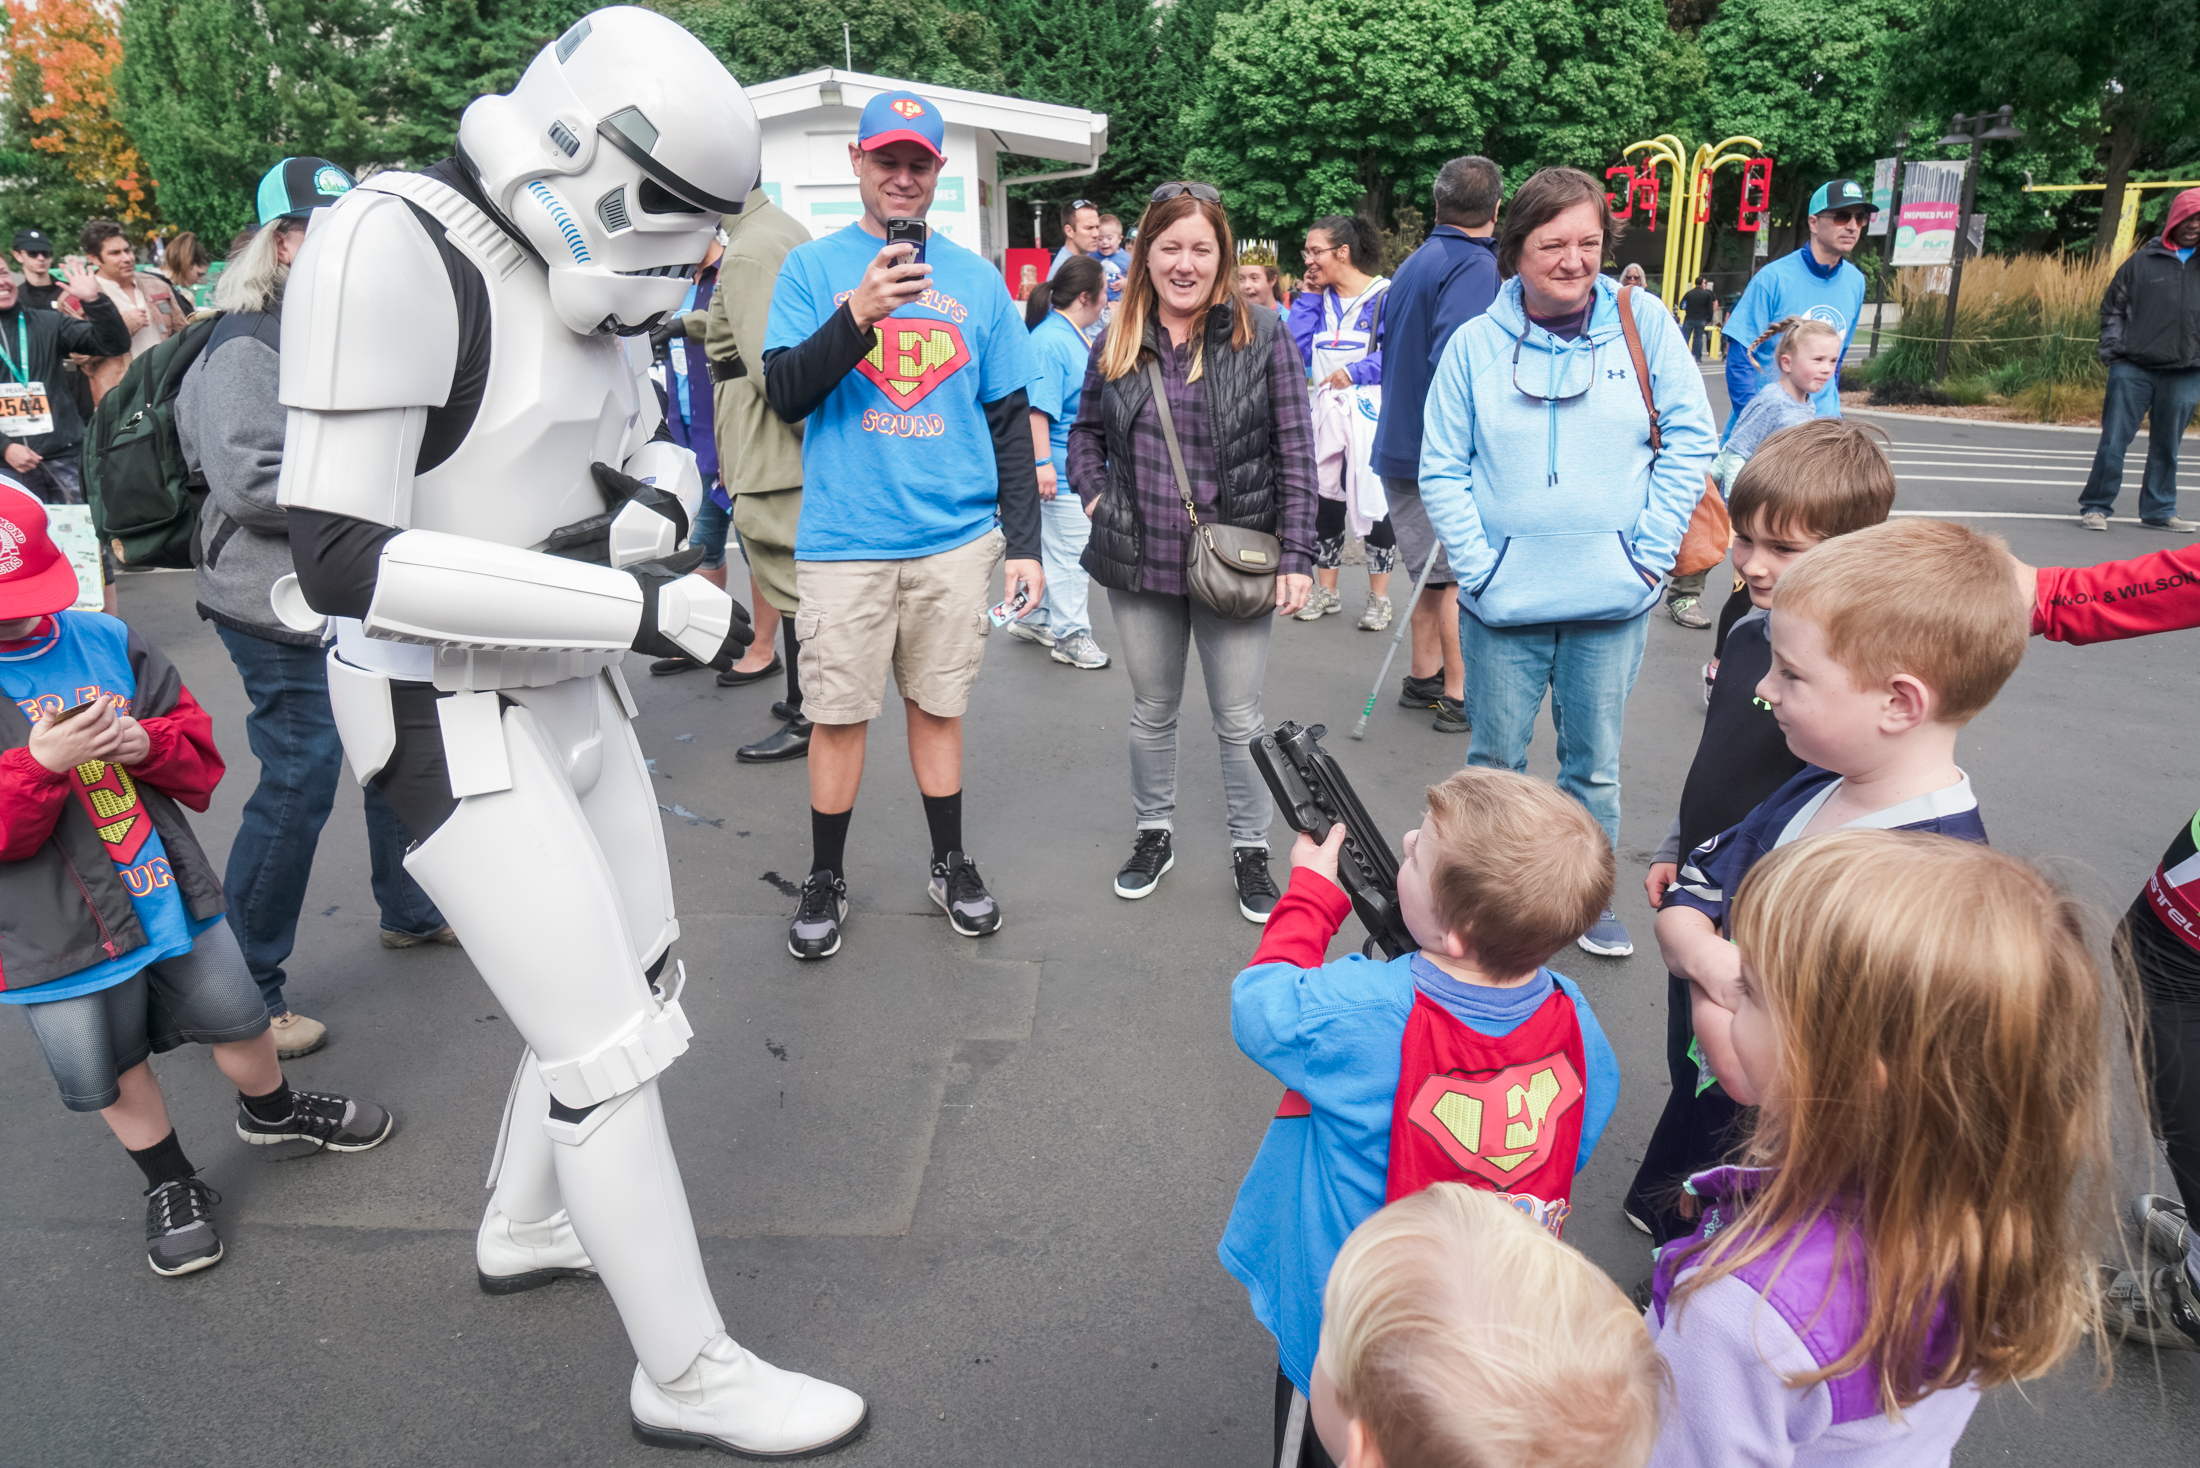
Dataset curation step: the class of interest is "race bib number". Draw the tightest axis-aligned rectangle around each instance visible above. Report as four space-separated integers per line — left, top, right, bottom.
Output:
0 380 53 437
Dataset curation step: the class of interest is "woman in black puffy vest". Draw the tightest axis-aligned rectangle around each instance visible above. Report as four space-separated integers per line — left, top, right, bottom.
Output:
1064 183 1318 924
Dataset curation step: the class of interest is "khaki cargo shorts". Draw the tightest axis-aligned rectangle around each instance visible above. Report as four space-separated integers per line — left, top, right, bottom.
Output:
794 529 1004 725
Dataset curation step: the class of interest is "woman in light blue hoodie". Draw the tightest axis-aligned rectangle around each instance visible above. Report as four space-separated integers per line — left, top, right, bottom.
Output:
1417 167 1716 959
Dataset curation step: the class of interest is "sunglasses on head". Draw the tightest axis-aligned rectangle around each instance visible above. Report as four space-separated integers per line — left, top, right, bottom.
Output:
1150 182 1222 204
1071 198 1096 211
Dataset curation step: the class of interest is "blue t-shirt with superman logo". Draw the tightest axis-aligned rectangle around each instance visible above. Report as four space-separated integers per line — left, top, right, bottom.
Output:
767 222 1039 561
0 612 216 1004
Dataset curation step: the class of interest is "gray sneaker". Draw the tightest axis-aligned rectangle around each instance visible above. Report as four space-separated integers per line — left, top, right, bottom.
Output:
2101 1261 2200 1350
2079 510 2110 531
1432 696 1469 734
1006 618 1055 648
1576 907 1634 957
2133 1193 2195 1270
1667 595 1711 629
236 1088 395 1152
788 871 847 960
2142 516 2200 533
929 851 1002 937
1050 631 1110 669
145 1174 223 1277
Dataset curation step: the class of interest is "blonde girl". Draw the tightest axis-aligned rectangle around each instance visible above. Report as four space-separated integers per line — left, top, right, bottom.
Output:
1709 316 1845 495
1646 830 2110 1467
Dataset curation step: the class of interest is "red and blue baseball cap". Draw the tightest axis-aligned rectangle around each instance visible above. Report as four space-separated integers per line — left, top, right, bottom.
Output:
0 478 79 619
859 90 943 159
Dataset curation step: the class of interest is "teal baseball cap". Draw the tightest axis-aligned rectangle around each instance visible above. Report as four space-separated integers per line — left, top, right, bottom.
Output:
1808 178 1877 216
256 157 356 225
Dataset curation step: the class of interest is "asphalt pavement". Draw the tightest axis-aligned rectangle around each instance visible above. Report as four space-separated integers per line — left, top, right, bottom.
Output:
7 397 2199 1465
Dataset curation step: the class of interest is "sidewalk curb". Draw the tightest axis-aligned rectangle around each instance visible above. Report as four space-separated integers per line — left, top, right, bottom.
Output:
1841 406 2126 438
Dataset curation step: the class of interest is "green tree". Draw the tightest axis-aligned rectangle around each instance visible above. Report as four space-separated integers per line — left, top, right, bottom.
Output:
1890 0 2200 253
1474 0 1666 180
664 0 1004 93
118 0 401 241
382 0 596 168
1181 0 1491 241
981 0 1159 227
0 8 110 243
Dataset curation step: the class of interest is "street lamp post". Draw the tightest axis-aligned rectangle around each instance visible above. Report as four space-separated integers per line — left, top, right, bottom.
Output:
1865 131 1908 360
1933 105 2024 381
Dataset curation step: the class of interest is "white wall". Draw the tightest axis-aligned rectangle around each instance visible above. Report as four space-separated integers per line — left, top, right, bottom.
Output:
756 114 999 262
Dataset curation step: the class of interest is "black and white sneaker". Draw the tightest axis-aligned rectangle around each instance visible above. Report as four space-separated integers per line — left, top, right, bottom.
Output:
788 871 848 959
929 851 1003 937
1114 830 1174 899
236 1089 395 1152
2134 1193 2195 1269
144 1174 223 1277
1577 907 1634 957
1233 846 1279 924
2101 1260 2200 1351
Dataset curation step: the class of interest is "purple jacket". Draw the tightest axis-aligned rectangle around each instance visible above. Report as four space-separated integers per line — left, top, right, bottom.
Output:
665 263 720 479
1646 1166 1979 1467
1286 288 1384 386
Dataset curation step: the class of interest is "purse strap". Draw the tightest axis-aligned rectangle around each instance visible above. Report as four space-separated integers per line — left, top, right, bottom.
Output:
1145 357 1205 532
1614 284 1663 457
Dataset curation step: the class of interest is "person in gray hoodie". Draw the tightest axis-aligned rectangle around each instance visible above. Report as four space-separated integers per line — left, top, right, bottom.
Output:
1418 166 1716 961
177 158 450 1060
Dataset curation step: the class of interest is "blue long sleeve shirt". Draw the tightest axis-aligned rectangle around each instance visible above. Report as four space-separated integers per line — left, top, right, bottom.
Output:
1372 228 1499 480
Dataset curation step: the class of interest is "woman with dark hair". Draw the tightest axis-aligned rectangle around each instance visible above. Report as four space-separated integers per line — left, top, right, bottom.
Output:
1012 254 1111 669
1287 214 1398 629
1417 166 1717 959
1067 183 1317 922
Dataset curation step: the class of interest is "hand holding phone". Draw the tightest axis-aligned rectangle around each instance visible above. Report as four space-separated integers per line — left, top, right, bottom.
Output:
884 216 927 267
850 231 932 330
988 588 1030 627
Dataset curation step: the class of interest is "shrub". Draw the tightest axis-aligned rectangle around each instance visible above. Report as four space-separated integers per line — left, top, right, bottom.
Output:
1873 252 2111 395
1869 379 1958 408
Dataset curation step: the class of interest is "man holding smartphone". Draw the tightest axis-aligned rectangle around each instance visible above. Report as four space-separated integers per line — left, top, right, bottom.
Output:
763 88 1044 961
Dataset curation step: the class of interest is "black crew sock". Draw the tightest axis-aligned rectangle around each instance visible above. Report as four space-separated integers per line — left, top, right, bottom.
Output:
782 618 802 714
922 790 963 863
811 807 851 878
128 1129 196 1190
240 1079 295 1124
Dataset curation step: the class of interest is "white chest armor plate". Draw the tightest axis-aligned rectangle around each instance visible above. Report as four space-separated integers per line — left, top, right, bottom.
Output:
363 172 653 550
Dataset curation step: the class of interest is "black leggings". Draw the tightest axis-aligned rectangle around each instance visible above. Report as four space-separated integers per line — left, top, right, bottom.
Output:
1314 497 1395 547
2127 897 2200 1218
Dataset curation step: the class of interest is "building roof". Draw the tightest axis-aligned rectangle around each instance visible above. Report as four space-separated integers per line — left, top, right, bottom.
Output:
744 68 1108 163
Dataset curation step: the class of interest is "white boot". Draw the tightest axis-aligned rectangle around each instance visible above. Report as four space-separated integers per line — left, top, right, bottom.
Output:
475 1202 596 1295
630 1332 868 1458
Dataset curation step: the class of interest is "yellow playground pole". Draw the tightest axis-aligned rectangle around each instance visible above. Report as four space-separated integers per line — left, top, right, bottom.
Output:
2021 179 2200 261
1624 136 1688 311
1624 134 1766 311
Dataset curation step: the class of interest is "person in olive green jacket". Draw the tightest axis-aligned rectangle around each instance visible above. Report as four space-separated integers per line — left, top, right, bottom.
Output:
707 190 812 761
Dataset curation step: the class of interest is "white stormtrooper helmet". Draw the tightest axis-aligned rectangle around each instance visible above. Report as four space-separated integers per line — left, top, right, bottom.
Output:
457 6 759 335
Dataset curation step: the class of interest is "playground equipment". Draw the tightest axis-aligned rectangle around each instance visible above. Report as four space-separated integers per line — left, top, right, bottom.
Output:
1613 134 1769 313
2022 178 2200 261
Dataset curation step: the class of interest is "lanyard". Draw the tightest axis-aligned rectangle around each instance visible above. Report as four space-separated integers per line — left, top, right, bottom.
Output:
1051 308 1096 349
0 311 28 385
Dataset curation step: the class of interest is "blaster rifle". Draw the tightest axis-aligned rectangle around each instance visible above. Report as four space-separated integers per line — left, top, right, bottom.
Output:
1250 720 1418 959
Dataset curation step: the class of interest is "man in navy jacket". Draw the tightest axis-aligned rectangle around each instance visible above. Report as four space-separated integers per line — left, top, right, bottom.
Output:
1372 156 1502 734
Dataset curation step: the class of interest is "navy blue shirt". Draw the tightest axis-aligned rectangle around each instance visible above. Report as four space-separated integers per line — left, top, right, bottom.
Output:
1667 764 1988 932
1371 227 1499 481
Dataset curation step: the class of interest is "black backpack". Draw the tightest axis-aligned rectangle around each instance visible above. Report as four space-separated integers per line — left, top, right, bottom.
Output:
80 315 220 570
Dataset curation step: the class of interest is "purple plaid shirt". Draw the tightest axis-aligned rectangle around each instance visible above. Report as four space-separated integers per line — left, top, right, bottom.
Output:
1066 324 1317 596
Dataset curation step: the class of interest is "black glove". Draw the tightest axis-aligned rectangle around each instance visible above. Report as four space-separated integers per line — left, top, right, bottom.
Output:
628 548 754 669
648 313 683 358
542 462 692 564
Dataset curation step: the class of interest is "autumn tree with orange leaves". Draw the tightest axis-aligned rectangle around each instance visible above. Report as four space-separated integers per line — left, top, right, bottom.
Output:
5 0 160 229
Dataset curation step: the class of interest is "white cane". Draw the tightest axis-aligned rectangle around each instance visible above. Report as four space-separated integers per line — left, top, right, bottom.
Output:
1349 539 1445 740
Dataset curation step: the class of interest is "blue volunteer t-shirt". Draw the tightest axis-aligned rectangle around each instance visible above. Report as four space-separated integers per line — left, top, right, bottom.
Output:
1 612 216 1005
767 222 1039 561
1025 308 1098 475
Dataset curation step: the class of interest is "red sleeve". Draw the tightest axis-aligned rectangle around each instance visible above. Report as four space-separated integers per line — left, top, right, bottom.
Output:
129 682 224 811
2034 545 2200 645
1248 867 1354 970
0 745 74 861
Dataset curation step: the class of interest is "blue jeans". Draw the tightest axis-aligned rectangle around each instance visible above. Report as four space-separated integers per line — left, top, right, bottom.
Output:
215 625 445 1016
2081 360 2200 524
1031 494 1095 641
1458 610 1650 848
691 487 731 570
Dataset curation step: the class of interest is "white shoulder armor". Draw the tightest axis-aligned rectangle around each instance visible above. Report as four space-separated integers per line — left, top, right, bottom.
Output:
281 186 459 411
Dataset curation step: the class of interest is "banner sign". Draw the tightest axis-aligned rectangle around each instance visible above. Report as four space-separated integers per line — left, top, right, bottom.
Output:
1891 161 1966 266
1868 158 1896 236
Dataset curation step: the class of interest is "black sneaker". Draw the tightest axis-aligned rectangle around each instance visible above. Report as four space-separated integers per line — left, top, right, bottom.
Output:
1233 846 1279 924
788 871 848 959
236 1089 395 1152
1432 695 1469 734
144 1174 223 1277
2101 1261 2200 1351
929 850 1003 937
1114 830 1174 899
2134 1193 2195 1270
1398 673 1444 710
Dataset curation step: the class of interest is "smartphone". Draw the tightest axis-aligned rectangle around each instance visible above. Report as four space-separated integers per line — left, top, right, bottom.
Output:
47 698 102 725
884 216 926 268
987 588 1030 627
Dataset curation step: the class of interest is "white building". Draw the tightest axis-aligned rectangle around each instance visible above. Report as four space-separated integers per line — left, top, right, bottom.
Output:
742 68 1109 265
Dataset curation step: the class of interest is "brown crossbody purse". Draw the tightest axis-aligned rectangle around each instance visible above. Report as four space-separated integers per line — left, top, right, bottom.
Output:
1615 284 1730 579
1144 359 1281 620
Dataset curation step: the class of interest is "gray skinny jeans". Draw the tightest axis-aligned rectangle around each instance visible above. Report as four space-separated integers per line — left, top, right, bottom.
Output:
1108 588 1275 847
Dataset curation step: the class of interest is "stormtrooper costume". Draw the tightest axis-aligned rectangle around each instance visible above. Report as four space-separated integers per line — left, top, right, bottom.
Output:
270 9 866 1455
